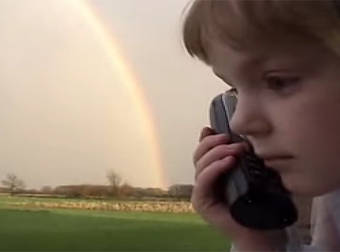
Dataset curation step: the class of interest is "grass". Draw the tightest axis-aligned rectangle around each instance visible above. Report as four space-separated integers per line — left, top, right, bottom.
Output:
0 196 231 251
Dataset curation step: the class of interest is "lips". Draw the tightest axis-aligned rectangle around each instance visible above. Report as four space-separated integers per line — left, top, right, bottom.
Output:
265 157 291 165
261 155 293 161
255 153 292 163
257 154 294 168
256 152 293 160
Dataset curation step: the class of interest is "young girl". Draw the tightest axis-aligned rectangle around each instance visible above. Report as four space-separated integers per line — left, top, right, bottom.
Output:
182 0 340 251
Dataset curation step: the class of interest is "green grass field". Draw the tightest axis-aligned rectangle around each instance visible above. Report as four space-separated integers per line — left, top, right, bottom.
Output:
0 196 231 251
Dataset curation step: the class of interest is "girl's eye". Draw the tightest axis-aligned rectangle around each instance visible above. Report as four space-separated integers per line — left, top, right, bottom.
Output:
266 76 300 92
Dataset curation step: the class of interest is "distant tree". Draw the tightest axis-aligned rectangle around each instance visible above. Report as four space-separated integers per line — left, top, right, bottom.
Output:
143 187 168 198
119 183 134 197
41 186 53 194
54 185 82 198
1 173 25 195
106 170 122 196
168 184 193 200
81 185 109 197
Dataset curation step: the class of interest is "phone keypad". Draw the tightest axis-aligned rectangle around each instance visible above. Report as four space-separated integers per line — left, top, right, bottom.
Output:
244 154 267 179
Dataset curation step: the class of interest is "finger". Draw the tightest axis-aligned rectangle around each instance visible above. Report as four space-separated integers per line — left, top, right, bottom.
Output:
193 133 230 165
199 127 215 142
195 142 247 180
193 155 237 200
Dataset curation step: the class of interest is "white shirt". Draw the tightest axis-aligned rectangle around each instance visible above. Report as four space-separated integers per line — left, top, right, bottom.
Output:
230 188 340 251
306 188 340 251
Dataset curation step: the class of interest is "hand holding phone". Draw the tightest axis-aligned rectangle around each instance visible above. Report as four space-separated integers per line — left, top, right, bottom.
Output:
209 91 298 230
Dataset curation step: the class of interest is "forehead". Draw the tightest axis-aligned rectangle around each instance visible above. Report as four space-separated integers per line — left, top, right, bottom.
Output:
207 36 333 82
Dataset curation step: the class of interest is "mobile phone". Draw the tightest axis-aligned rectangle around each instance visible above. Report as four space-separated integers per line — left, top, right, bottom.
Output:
209 91 298 230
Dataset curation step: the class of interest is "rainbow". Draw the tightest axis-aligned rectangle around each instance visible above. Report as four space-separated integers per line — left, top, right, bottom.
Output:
68 0 168 189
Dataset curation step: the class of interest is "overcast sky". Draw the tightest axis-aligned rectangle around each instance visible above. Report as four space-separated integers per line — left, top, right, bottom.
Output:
0 0 227 190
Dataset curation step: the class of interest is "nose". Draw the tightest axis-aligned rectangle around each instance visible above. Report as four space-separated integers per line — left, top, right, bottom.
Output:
229 96 271 138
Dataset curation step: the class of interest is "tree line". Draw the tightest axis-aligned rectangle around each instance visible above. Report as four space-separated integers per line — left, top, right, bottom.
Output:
0 171 193 200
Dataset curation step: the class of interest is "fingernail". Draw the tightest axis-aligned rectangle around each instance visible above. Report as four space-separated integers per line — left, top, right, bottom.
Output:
199 127 210 141
219 134 230 141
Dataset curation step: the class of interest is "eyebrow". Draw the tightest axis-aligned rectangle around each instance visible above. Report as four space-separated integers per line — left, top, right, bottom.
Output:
212 53 270 88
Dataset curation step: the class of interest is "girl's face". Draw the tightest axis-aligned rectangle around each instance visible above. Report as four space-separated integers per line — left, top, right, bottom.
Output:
207 37 340 196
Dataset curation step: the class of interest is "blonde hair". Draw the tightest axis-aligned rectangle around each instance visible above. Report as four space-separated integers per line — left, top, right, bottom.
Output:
182 0 340 65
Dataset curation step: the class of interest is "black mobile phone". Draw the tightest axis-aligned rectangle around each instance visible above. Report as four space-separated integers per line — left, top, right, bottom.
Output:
209 91 298 230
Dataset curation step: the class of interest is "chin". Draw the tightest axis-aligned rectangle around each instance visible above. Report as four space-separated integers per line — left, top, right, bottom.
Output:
284 180 339 197
280 177 314 197
280 170 340 196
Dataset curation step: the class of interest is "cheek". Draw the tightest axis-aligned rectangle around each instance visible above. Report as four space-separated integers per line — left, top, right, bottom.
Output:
298 101 340 159
285 88 340 156
271 80 340 194
293 106 340 170
284 102 340 195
